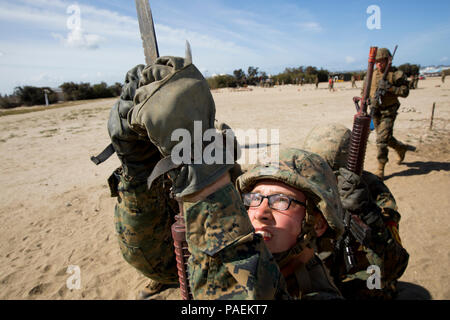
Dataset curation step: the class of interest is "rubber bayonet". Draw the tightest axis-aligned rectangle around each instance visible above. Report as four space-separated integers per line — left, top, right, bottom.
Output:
135 0 160 65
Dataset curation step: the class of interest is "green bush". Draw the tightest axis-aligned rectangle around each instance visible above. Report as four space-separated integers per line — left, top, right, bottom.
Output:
207 75 238 89
398 63 421 77
59 82 121 101
0 94 21 109
13 86 58 106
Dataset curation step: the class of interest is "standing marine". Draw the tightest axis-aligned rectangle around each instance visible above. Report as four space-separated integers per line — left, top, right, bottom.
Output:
351 75 357 88
365 47 415 180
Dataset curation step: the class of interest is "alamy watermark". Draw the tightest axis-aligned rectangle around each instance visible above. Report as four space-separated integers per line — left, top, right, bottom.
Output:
66 265 81 290
366 265 381 290
171 121 280 169
52 3 101 49
366 5 381 30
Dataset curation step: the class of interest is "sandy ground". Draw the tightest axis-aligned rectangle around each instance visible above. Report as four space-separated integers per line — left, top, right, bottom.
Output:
0 78 449 300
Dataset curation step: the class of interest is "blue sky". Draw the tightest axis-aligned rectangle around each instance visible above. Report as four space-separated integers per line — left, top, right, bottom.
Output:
0 0 449 95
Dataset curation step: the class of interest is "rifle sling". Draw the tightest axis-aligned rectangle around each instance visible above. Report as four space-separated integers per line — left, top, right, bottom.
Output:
90 143 116 165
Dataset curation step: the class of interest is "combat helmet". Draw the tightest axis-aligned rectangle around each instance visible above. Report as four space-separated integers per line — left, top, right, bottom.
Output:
236 148 344 263
303 123 351 171
376 48 392 61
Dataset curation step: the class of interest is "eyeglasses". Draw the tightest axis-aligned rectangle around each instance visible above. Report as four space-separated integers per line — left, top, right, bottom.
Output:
243 193 306 211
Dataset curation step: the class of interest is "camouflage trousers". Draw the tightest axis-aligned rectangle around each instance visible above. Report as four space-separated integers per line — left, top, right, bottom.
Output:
373 105 406 164
112 172 179 284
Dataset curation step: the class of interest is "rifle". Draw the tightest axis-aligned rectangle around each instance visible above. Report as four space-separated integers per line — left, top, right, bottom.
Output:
337 47 378 273
134 0 193 300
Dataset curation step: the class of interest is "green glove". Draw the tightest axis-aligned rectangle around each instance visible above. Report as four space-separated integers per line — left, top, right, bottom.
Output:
107 64 161 181
336 168 389 248
336 167 370 212
128 56 234 198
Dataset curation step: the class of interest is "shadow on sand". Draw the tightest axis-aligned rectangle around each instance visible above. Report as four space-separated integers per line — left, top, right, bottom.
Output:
384 161 450 181
395 281 432 300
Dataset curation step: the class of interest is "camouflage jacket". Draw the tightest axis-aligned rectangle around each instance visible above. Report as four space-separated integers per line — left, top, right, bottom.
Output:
364 67 409 115
111 169 343 300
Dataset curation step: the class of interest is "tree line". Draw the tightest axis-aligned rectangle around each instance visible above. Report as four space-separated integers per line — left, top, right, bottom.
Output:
206 65 369 89
0 82 122 109
0 62 425 108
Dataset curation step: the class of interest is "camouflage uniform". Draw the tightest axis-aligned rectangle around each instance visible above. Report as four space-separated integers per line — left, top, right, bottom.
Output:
111 170 179 284
110 148 345 299
351 75 356 88
107 57 344 299
365 48 411 178
303 123 409 299
315 76 319 89
442 72 446 83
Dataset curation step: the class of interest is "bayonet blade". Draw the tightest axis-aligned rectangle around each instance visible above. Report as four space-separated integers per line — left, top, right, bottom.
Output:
185 40 192 64
135 0 159 65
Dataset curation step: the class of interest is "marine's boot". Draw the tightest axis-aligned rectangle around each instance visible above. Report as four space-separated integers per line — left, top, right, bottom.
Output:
394 144 416 164
137 279 165 300
375 162 385 180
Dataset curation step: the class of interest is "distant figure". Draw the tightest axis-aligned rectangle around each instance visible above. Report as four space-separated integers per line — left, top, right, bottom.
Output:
315 75 319 89
300 77 304 86
328 77 334 92
351 75 357 88
414 74 419 89
409 74 416 89
442 72 446 83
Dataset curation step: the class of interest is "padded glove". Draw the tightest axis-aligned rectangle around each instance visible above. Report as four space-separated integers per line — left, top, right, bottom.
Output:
107 64 161 181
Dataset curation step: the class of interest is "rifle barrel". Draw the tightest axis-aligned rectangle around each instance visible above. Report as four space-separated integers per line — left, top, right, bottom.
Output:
346 47 378 176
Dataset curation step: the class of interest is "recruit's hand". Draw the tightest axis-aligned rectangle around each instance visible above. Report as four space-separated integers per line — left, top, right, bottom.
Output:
336 168 387 245
336 167 370 212
128 56 234 197
107 64 161 181
377 79 392 93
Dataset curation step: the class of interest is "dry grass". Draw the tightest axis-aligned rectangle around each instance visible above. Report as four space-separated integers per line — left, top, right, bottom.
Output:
0 98 116 117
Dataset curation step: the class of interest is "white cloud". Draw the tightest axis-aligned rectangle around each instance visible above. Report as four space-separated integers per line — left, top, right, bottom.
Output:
52 29 103 50
441 56 448 62
345 56 356 63
298 22 322 32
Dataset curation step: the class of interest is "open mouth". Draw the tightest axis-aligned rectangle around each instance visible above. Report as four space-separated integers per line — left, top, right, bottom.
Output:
255 230 273 241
